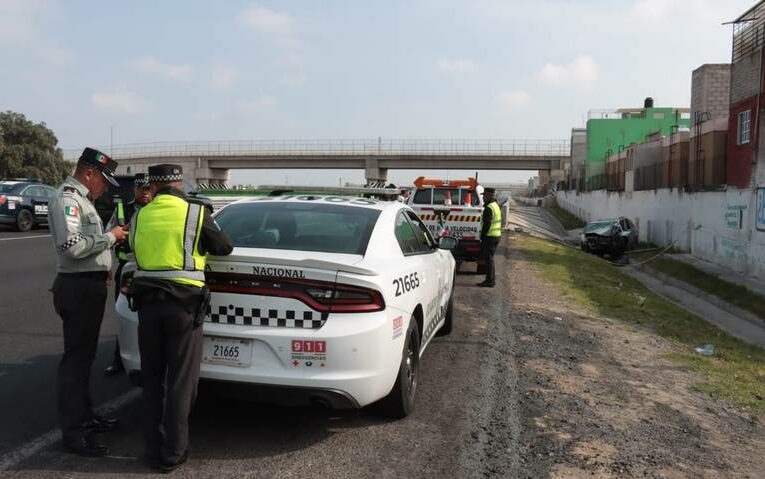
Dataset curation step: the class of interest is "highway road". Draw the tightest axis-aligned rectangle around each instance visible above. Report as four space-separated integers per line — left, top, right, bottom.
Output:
0 225 520 478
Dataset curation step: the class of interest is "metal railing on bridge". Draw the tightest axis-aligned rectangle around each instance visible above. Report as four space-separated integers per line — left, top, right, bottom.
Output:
63 139 569 161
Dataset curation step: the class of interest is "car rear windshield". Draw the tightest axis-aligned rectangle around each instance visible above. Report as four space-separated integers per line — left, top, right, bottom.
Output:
214 201 381 255
0 183 23 194
584 221 616 233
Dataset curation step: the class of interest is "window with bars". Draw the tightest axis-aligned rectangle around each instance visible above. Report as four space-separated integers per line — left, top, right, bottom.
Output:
738 110 752 145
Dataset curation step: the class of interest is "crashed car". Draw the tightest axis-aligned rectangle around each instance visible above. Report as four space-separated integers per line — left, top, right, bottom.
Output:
580 217 638 258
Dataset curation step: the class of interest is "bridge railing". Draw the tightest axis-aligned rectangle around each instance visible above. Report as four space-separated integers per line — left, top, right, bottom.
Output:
63 139 569 161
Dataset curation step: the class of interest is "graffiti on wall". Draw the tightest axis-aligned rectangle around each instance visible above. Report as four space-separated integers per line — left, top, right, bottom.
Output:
720 237 746 259
757 188 765 232
725 204 747 229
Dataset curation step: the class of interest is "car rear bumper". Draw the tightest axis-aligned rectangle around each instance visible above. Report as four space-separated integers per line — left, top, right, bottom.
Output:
452 239 482 261
116 294 404 408
0 213 17 224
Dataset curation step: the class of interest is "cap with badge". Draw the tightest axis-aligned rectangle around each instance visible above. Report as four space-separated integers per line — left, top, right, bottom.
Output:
147 164 184 183
134 173 150 189
79 147 119 187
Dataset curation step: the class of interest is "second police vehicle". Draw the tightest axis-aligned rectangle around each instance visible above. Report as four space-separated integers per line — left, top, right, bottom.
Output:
116 194 457 418
0 179 57 232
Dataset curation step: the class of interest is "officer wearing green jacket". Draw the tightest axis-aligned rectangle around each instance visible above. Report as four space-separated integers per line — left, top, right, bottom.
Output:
103 173 153 376
129 164 232 472
48 147 129 456
477 187 502 287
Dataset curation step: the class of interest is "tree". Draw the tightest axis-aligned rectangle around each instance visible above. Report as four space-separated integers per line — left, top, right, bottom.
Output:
0 111 74 186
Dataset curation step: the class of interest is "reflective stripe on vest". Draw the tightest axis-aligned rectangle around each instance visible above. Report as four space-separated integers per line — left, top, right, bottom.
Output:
132 195 206 288
486 202 502 237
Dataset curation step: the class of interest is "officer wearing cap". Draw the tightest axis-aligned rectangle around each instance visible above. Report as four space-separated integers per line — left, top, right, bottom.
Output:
103 173 154 376
47 147 129 456
129 164 232 472
477 187 502 287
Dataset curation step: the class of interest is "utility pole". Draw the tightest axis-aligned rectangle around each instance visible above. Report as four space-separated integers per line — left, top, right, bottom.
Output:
110 123 116 156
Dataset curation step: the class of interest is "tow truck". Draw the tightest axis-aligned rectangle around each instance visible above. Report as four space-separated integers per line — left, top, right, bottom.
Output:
407 177 487 273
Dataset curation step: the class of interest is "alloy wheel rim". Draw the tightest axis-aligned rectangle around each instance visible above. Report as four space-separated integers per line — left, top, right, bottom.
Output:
405 330 417 397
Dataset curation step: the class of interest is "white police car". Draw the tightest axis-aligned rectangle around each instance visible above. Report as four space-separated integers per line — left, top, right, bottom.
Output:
116 195 457 417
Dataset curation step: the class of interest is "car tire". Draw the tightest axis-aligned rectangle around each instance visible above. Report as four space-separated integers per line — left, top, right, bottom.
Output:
16 209 33 232
436 280 455 337
379 316 420 419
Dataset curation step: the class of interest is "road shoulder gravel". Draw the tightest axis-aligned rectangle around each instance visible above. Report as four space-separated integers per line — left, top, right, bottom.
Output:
510 234 765 478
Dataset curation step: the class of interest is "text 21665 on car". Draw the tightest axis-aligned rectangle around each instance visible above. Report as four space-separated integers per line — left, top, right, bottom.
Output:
116 195 457 418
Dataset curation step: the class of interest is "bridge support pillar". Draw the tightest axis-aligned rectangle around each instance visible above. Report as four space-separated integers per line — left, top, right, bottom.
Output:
192 158 229 187
194 167 229 187
364 158 388 185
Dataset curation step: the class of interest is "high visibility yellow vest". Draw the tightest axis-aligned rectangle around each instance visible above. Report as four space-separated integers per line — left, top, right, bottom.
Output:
485 202 502 238
131 194 206 288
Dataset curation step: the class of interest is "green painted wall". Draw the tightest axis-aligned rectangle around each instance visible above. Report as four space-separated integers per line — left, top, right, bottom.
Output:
586 107 690 180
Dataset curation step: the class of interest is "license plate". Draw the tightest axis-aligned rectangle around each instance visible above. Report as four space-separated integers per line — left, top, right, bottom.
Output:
203 336 252 367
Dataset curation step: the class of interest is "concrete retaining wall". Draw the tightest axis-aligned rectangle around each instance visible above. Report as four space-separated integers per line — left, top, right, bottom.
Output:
555 188 765 280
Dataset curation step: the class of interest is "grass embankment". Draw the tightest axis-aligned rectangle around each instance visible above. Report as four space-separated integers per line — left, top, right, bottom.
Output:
630 252 765 323
516 235 765 415
545 204 586 230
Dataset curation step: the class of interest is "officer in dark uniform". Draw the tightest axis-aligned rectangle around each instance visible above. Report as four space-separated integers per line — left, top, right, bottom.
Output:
104 173 153 376
477 187 502 287
48 147 129 456
129 164 232 472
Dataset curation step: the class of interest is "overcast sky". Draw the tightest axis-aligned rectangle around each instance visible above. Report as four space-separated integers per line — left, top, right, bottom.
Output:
0 0 755 186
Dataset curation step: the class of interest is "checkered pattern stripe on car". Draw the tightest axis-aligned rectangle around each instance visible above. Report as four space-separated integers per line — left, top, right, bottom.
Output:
207 304 326 329
418 214 480 221
59 234 85 252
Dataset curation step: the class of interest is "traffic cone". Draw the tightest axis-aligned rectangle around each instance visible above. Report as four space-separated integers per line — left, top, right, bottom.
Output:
444 190 452 206
464 191 472 205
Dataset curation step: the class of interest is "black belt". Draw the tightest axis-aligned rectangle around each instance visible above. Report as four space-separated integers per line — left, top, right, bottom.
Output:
58 271 109 280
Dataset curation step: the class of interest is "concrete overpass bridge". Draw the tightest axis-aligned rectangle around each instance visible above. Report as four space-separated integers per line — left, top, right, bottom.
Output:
64 139 569 185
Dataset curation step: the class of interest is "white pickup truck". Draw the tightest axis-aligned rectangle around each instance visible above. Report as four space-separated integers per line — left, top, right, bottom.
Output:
407 177 487 273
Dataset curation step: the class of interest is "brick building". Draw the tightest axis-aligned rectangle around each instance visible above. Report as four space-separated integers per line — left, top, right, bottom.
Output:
727 1 765 188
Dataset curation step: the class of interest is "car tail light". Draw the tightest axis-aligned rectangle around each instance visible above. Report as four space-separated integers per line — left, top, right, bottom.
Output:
0 195 5 206
206 273 385 313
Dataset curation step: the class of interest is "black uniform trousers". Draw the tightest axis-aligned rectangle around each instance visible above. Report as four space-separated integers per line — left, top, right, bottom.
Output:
52 272 108 443
480 236 500 285
137 292 203 463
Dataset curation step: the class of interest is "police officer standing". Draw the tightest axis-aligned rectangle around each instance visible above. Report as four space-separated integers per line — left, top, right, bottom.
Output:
129 164 232 472
104 173 153 376
477 187 502 287
48 147 128 456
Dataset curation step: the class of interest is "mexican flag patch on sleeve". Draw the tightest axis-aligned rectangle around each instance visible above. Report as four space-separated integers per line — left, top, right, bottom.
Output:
65 205 79 217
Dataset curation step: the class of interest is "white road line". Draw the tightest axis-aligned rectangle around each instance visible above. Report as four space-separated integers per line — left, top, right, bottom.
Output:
0 388 140 471
0 234 51 241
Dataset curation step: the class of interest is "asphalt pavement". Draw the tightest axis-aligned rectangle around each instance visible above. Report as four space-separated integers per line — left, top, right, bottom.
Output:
0 226 521 478
0 225 132 461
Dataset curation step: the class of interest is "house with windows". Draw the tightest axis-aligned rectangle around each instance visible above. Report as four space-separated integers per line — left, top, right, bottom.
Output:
728 1 765 188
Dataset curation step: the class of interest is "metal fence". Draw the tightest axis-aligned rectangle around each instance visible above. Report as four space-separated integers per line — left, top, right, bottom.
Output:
63 139 570 161
733 3 765 62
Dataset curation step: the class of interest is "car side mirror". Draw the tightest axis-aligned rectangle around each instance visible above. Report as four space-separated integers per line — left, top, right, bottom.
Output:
438 236 458 250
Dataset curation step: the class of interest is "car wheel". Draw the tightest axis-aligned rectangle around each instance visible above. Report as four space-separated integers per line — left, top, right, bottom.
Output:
436 281 455 337
16 209 33 232
380 316 420 418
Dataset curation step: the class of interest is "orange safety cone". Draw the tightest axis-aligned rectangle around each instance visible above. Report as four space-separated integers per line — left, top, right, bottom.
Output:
464 191 472 205
444 190 452 206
